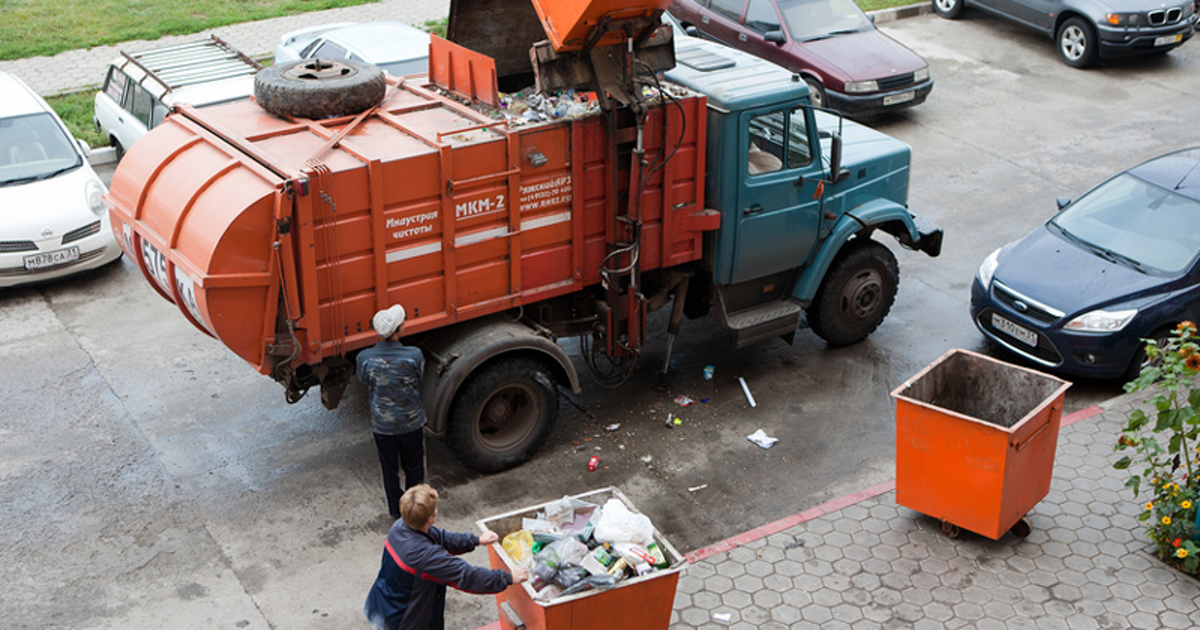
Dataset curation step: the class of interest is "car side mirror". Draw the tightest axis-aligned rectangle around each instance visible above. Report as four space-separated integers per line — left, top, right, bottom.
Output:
77 139 91 157
1056 196 1071 210
685 25 701 37
765 30 786 45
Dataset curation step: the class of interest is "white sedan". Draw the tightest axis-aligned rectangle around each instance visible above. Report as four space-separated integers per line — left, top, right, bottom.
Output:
0 71 121 287
273 21 431 78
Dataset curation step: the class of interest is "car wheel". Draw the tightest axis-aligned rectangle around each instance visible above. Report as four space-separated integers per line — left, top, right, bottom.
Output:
1057 18 1098 68
932 0 967 19
254 58 386 119
446 358 559 473
111 137 125 162
809 239 899 347
803 77 828 109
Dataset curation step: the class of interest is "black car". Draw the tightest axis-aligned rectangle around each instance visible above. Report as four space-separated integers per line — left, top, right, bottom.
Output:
970 147 1200 381
932 0 1195 67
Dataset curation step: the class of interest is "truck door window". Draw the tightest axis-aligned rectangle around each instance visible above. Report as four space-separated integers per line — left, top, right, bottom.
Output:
745 0 782 33
709 0 745 21
747 108 811 175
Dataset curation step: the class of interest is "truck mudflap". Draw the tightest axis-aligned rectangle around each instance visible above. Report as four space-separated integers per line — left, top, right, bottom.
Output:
106 113 284 374
907 212 944 258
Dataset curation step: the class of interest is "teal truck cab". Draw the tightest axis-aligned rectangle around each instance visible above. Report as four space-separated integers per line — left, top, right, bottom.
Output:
664 32 941 350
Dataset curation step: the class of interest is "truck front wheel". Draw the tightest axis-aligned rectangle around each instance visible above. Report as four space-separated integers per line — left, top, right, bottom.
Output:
809 240 899 347
446 358 559 473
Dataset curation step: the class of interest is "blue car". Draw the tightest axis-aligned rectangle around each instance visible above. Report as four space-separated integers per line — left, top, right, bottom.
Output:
970 147 1200 381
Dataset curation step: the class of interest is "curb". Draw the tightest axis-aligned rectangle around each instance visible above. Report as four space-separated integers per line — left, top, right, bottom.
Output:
871 2 934 23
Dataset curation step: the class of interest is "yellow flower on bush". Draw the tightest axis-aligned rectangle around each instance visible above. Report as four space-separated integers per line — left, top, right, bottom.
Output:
1178 548 1189 559
1184 500 1194 510
1163 516 1172 525
1146 502 1154 510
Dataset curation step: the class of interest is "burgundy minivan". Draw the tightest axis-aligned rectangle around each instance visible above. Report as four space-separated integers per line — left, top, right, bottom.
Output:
670 0 933 116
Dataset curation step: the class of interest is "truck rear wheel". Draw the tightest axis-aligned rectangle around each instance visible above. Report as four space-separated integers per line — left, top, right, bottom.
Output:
254 58 385 119
446 358 559 473
809 240 899 347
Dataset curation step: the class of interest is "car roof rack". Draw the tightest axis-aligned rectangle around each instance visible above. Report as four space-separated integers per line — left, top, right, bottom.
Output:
120 35 263 91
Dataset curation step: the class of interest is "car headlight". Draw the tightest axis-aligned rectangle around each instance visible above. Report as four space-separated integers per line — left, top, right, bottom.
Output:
913 67 930 83
844 79 878 94
85 179 105 216
1105 12 1142 25
977 247 1002 289
1064 308 1138 332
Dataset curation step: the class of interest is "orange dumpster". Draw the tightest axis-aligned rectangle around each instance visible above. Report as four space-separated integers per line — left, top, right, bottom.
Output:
476 487 683 630
891 349 1071 540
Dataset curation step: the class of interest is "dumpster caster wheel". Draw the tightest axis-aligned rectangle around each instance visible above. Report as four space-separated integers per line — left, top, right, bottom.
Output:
1009 517 1032 539
939 520 960 539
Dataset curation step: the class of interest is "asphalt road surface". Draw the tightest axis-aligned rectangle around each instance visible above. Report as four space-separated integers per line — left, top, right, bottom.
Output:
5 12 1199 629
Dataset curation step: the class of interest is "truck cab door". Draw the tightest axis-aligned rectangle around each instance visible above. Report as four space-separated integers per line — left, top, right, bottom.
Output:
730 105 823 284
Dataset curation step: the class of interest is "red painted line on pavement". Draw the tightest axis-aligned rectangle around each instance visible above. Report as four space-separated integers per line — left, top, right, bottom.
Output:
685 479 897 563
1061 404 1102 428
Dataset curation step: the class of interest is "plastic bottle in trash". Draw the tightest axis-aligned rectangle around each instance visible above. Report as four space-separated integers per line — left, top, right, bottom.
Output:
606 558 629 578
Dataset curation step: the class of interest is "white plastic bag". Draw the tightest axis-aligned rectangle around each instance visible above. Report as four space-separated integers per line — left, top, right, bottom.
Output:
592 498 654 546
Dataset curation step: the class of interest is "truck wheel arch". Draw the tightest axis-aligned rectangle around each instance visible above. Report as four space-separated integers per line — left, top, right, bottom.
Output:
793 200 920 302
415 316 582 436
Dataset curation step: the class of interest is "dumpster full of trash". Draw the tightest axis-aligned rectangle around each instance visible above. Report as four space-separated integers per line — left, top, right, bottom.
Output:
892 349 1071 540
477 487 684 630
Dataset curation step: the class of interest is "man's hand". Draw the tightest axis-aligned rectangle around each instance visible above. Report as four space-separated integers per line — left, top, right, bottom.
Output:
511 566 531 583
479 530 499 545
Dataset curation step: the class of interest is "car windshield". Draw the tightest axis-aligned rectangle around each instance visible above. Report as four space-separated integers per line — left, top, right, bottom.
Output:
1050 173 1200 274
0 112 82 187
779 0 873 41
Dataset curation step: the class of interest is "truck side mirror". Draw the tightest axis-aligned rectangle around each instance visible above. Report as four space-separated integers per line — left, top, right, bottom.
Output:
828 131 849 184
1056 196 1071 210
765 30 786 45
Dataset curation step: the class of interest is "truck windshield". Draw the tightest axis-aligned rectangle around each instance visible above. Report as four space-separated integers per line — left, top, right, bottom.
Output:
748 107 811 175
779 0 873 41
0 112 82 187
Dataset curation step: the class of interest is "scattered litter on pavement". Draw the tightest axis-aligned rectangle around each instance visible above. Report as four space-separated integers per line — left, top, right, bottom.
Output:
688 484 708 492
703 365 714 380
605 423 621 431
747 429 777 449
713 612 732 623
587 455 599 471
783 537 806 550
674 395 695 407
640 454 654 464
699 397 710 404
738 377 756 407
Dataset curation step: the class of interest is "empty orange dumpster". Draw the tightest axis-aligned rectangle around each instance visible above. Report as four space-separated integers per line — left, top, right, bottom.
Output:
892 349 1071 540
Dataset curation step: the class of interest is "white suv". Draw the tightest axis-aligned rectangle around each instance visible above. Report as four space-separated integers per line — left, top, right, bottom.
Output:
93 36 261 159
0 71 121 287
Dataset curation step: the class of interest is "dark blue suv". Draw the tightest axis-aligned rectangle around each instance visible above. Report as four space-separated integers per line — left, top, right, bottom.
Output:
933 0 1196 67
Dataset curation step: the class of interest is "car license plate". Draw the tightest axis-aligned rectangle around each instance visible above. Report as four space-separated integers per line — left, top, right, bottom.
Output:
992 313 1038 347
883 92 915 106
23 246 80 270
1155 34 1182 46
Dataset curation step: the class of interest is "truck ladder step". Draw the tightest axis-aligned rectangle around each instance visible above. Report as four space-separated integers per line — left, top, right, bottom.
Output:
725 300 804 349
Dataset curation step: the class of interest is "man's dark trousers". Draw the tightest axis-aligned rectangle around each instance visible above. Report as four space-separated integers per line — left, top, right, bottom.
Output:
374 430 426 517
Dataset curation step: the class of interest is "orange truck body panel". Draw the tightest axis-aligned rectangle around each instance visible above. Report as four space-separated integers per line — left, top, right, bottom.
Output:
107 76 709 375
529 0 672 51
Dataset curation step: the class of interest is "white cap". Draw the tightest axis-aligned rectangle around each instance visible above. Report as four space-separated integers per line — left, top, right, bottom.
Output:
372 304 406 338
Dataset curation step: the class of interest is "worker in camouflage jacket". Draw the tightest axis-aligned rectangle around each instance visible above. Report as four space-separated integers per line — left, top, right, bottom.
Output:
357 304 427 517
365 484 530 630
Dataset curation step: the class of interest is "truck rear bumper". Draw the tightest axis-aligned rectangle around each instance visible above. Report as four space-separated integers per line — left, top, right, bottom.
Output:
909 213 943 257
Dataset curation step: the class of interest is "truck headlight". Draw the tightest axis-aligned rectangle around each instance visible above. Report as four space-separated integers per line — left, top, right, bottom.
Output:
914 67 930 83
86 179 105 216
977 247 1001 289
844 79 878 94
1064 308 1137 332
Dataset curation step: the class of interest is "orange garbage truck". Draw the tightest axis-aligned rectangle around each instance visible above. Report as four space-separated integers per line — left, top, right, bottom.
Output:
106 0 942 472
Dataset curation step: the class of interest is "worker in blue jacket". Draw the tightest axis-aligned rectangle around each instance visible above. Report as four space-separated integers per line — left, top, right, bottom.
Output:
365 484 530 630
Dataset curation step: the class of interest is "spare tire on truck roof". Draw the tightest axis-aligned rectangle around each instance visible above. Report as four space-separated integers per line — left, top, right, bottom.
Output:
254 58 386 119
